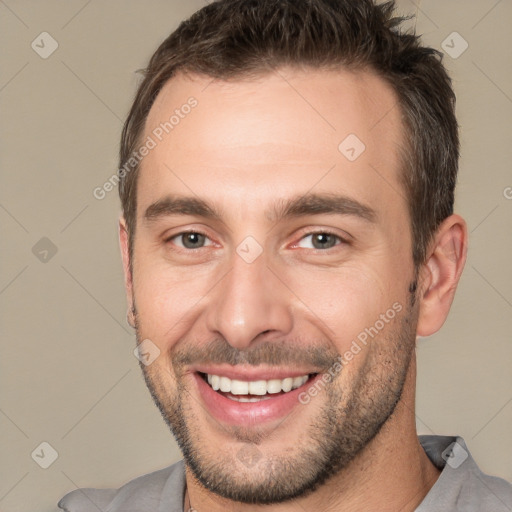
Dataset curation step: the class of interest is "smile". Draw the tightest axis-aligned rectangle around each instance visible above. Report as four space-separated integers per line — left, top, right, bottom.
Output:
193 369 321 425
201 372 313 401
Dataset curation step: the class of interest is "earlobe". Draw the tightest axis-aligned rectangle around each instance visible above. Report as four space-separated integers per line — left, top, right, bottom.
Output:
118 216 135 323
416 214 468 337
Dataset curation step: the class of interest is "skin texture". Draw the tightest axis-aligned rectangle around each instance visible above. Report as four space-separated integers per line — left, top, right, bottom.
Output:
119 68 467 511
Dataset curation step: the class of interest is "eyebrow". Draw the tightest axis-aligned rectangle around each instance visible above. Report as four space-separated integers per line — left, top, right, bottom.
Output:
274 193 377 223
143 192 377 224
144 196 223 222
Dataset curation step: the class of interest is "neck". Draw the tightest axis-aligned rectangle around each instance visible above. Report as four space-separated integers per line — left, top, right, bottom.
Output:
185 353 440 512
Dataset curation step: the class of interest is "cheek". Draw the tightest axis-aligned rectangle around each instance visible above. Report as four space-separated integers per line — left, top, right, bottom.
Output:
282 263 404 352
132 259 214 341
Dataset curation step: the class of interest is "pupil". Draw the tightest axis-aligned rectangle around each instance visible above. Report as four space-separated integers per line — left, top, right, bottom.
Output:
184 233 204 248
313 233 334 249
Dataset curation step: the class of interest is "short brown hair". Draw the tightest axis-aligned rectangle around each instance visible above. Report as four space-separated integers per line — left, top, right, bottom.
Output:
119 0 458 268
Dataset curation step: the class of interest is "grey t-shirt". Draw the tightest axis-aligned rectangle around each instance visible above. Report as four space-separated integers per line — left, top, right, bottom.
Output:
58 435 512 511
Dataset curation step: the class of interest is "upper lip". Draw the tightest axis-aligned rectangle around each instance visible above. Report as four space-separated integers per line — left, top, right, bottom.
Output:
191 364 319 381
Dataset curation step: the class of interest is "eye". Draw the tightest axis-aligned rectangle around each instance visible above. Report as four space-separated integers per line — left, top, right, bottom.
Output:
167 231 213 249
296 232 345 250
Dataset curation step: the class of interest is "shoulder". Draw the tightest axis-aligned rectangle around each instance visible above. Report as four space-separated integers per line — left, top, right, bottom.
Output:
459 461 512 510
418 435 512 511
58 459 185 512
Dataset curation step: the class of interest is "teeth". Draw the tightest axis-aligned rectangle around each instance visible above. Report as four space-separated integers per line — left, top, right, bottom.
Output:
231 379 249 395
219 376 231 392
266 379 282 394
281 377 293 392
248 380 267 395
292 376 305 388
210 375 220 391
227 394 273 402
204 373 310 395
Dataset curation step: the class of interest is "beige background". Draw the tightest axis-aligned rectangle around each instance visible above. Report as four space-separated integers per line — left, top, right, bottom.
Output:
1 1 511 511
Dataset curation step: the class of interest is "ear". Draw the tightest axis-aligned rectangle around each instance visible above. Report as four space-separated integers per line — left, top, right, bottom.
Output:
119 215 135 326
416 214 468 337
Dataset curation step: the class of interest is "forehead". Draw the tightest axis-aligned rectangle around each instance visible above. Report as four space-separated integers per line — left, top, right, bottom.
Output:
138 67 406 219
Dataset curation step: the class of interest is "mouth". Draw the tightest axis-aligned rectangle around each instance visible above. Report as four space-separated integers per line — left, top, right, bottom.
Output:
198 371 317 402
192 369 321 426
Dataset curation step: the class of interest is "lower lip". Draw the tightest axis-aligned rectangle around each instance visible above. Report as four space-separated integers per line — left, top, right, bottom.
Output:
193 372 320 427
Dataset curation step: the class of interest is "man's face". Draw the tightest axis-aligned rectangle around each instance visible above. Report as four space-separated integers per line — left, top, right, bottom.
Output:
124 68 419 503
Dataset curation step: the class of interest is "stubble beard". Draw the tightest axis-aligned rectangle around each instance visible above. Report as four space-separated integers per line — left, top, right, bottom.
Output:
135 295 418 505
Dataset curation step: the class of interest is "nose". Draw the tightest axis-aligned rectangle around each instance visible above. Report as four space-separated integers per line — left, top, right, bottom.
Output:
205 248 294 350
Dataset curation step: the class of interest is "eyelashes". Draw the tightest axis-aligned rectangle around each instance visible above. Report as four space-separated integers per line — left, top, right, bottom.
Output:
167 231 214 250
292 231 348 250
166 229 350 253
